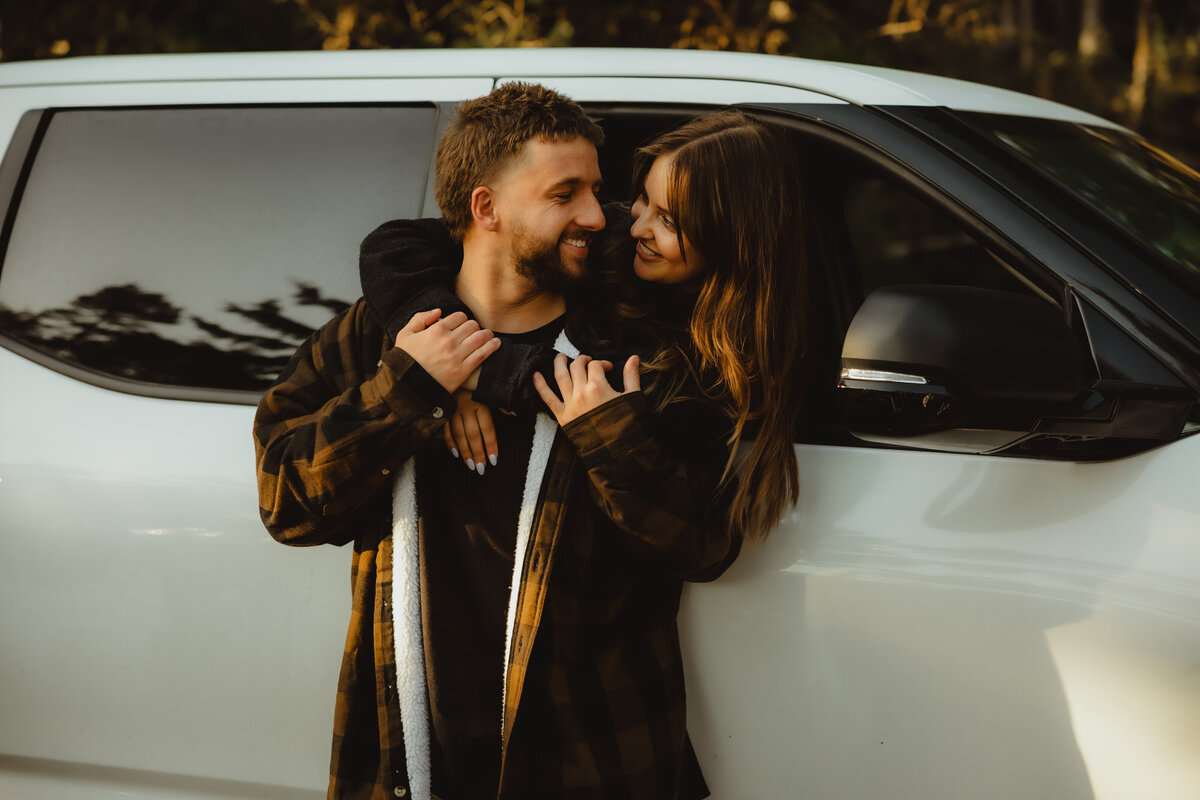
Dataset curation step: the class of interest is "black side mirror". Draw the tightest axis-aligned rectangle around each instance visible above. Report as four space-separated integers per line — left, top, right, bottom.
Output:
837 285 1088 453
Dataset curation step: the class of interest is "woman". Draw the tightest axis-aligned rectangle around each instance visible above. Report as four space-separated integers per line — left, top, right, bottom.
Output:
360 109 806 541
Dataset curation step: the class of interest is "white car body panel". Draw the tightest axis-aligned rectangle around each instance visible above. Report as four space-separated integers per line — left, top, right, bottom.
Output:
496 76 841 104
0 346 341 798
682 435 1200 799
0 49 1120 128
0 49 1194 799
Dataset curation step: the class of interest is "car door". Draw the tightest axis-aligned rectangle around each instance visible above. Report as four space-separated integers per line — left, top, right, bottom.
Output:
672 104 1200 799
0 74 492 798
484 79 1199 798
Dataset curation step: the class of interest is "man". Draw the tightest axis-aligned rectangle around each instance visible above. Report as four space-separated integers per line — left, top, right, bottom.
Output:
254 82 737 800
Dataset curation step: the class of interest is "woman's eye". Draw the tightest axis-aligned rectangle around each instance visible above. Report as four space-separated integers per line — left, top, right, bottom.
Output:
660 214 676 230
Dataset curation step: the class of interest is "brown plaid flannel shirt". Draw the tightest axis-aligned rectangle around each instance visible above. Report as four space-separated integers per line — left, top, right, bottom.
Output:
254 299 739 799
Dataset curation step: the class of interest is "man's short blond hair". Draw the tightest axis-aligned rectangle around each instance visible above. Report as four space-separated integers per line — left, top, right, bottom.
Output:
434 82 604 241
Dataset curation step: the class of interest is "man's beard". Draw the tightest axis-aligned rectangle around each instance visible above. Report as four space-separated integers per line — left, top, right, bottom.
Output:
511 224 587 295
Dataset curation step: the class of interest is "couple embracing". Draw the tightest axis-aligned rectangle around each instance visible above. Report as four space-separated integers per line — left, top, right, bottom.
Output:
254 81 807 800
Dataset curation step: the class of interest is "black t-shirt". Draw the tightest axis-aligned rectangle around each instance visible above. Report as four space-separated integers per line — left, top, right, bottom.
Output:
415 316 563 800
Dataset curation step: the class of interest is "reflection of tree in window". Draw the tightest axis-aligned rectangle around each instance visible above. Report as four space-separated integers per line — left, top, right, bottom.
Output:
0 282 349 392
844 177 1032 300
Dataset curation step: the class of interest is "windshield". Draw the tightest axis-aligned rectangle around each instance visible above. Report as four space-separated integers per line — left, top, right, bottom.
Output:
971 115 1200 296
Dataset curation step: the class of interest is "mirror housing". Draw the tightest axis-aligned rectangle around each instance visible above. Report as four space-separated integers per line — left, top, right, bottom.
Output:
837 285 1089 454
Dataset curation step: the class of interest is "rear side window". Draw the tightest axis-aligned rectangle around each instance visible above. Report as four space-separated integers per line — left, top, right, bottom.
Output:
0 105 436 397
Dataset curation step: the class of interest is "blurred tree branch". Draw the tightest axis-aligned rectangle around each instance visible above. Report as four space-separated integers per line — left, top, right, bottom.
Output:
2 0 1198 162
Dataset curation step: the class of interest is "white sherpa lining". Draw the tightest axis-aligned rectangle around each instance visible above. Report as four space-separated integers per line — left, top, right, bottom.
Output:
390 330 577 800
501 330 579 732
390 460 429 800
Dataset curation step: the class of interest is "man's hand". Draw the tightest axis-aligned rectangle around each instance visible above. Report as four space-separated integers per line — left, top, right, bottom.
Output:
533 353 641 427
394 309 500 392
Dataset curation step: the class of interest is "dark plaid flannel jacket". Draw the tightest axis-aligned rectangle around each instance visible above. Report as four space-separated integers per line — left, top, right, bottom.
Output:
254 299 739 800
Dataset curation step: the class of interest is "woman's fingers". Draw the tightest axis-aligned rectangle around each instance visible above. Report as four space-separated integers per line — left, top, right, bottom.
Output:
533 372 564 416
475 405 499 468
449 410 474 470
460 405 488 475
442 421 458 459
536 352 636 426
586 359 613 386
552 352 573 397
622 355 641 393
568 354 592 390
445 391 500 475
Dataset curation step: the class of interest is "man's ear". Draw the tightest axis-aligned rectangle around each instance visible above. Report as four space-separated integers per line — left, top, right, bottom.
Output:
470 186 500 232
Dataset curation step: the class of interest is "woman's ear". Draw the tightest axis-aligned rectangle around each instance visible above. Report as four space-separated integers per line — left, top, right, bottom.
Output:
470 186 500 232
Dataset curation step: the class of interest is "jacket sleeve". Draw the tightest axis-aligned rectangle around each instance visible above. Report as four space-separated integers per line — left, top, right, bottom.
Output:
253 300 454 547
359 217 468 342
561 392 741 582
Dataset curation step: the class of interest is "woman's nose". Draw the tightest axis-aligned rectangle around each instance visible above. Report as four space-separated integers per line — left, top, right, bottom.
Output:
629 203 650 237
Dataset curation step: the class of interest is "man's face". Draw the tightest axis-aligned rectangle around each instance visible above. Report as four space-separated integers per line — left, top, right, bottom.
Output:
492 137 605 292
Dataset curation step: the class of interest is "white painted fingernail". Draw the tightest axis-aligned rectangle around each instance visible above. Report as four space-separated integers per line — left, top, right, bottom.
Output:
466 459 475 471
451 447 459 458
489 454 497 466
476 462 485 476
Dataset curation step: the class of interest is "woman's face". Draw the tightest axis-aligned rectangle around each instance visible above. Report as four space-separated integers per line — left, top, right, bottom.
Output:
630 153 707 284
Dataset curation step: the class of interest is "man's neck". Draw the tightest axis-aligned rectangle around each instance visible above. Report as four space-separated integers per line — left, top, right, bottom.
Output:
456 252 565 335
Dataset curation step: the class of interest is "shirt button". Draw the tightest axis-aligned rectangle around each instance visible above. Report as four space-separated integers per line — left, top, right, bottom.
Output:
431 407 445 419
394 788 407 797
381 468 390 475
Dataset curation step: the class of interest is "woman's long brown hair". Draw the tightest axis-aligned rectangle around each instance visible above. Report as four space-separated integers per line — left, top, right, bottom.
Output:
623 110 807 542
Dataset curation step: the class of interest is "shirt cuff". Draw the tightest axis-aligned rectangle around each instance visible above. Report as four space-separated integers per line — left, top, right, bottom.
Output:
374 346 455 425
562 392 653 469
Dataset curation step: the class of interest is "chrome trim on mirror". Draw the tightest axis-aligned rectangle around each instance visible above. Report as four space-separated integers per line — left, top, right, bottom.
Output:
841 368 929 385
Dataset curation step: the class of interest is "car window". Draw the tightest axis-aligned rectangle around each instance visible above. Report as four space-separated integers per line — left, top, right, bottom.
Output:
843 176 1037 301
977 115 1200 297
0 105 437 395
792 138 1060 446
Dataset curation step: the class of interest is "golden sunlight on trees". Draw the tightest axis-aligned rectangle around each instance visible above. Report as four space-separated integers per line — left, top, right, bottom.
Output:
274 0 571 49
3 0 1199 161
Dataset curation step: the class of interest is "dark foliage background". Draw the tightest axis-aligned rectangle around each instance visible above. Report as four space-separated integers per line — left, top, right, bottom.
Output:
2 1 1198 162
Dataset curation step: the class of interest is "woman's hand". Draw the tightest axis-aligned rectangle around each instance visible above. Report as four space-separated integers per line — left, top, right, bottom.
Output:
443 389 498 475
533 353 641 427
394 309 500 392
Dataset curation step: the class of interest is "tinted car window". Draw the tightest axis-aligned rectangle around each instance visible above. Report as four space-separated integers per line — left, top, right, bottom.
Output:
844 176 1037 301
981 117 1200 295
0 105 436 394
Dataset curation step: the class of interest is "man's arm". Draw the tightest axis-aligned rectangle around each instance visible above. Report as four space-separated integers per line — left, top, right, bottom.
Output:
253 300 472 547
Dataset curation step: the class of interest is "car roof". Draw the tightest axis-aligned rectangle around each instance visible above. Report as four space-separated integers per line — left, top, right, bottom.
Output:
0 47 1118 129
